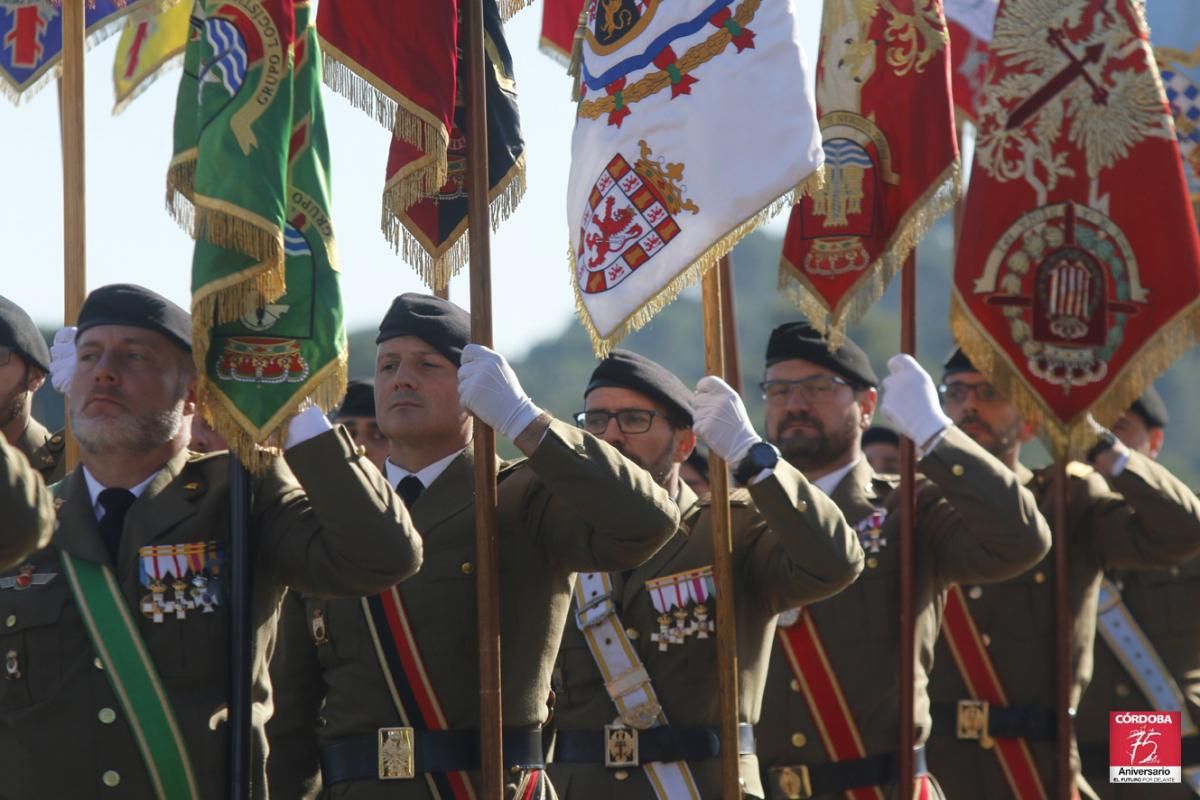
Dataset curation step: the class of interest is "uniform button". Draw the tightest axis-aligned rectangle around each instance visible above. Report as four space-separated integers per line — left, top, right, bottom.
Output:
952 464 965 477
1034 572 1047 584
1170 567 1181 577
94 657 104 670
625 627 640 641
982 634 992 647
614 769 629 781
4 615 14 628
968 586 983 600
460 562 474 575
1116 683 1131 698
791 732 807 748
866 557 879 569
102 770 121 787
355 445 367 457
797 500 807 512
98 708 117 724
789 679 801 693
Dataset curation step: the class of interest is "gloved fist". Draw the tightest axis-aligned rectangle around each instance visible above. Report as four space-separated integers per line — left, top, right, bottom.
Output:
878 354 950 450
693 376 760 465
49 326 77 394
458 344 542 441
283 403 333 450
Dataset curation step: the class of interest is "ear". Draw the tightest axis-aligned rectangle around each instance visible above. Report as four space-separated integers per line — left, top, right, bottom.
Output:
182 372 199 417
857 388 878 430
1147 428 1165 459
25 368 46 394
674 427 697 463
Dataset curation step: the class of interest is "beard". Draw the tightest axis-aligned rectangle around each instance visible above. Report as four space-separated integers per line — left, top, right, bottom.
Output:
772 410 859 472
957 413 1021 459
0 381 28 429
71 391 186 455
609 435 678 489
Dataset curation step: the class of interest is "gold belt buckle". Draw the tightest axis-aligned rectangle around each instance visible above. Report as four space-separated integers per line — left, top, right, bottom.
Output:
604 722 639 768
775 765 813 800
378 727 415 780
956 699 990 742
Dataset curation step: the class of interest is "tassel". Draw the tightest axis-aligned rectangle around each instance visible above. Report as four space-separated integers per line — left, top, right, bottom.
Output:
567 11 588 102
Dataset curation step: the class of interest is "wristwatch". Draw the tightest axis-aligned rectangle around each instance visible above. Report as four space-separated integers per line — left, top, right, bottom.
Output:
1086 429 1117 463
733 441 780 485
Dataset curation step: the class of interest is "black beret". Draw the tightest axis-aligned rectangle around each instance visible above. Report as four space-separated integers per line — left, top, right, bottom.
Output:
942 347 977 379
376 293 470 366
585 350 694 425
1130 386 1168 429
335 379 376 420
76 284 191 352
0 295 50 372
862 426 900 447
765 322 879 388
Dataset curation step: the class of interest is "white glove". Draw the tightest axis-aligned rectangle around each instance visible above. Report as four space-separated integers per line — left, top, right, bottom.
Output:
878 354 951 451
458 344 542 440
284 403 333 450
693 376 760 465
49 326 77 394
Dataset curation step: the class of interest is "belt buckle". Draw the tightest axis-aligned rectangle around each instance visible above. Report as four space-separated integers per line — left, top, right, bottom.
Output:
775 765 812 799
604 721 639 768
956 699 990 742
378 727 415 780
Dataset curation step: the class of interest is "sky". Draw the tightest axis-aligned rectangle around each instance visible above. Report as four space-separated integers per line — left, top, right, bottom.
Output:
0 2 821 359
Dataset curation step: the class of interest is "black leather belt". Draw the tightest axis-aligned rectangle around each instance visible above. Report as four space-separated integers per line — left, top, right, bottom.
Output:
553 723 755 766
319 727 544 785
1081 734 1200 781
930 702 1057 741
767 747 927 800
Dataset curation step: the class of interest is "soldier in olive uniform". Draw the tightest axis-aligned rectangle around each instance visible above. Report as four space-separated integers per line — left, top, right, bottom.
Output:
0 431 55 570
265 295 680 799
548 351 864 798
0 295 65 482
927 353 1200 800
754 324 1052 800
1073 388 1200 798
0 284 423 799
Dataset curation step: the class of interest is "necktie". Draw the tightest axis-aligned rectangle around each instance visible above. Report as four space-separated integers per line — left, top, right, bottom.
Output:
396 475 424 510
97 488 137 564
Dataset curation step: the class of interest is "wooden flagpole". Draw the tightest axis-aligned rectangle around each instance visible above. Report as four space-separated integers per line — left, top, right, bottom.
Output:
702 261 743 799
61 0 87 470
1054 463 1071 800
718 254 742 396
898 253 917 797
462 0 504 796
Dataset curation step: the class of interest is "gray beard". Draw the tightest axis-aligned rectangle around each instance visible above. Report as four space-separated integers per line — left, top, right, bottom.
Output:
71 404 185 455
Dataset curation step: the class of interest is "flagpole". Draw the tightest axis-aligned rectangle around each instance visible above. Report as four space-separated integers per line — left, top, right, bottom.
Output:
227 460 254 800
897 253 917 798
717 254 742 395
462 0 504 796
1054 462 1071 800
61 0 87 469
702 264 743 799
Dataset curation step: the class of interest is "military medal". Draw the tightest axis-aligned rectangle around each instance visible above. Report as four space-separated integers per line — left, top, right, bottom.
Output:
4 649 19 680
690 605 714 638
139 542 224 621
645 566 717 649
0 563 57 591
651 613 674 652
855 510 889 554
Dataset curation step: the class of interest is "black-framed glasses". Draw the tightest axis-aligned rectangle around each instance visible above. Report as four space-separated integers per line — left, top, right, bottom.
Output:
574 408 660 435
759 375 850 405
938 381 1003 405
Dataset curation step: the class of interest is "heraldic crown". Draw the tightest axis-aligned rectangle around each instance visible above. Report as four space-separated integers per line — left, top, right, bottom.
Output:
634 140 700 217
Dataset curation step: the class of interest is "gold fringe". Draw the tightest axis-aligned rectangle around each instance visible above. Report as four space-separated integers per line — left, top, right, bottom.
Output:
539 37 572 69
497 0 533 23
573 189 797 357
779 160 961 348
383 154 526 291
795 163 827 198
165 154 197 234
950 290 1200 460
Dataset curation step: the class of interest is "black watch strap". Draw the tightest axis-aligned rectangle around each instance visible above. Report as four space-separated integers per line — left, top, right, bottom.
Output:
1086 430 1117 463
734 441 779 485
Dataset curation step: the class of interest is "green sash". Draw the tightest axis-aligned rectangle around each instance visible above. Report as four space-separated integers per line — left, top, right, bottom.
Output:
61 551 201 800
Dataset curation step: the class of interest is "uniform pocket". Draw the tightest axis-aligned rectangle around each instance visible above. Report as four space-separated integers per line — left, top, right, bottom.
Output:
0 587 69 712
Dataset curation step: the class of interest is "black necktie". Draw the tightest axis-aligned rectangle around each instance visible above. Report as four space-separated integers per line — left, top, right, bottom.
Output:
97 489 136 564
396 475 424 510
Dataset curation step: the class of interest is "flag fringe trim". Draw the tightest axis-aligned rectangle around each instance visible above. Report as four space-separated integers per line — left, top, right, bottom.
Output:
113 49 185 114
497 0 533 23
196 351 349 474
572 180 812 358
538 37 572 69
166 150 198 231
779 160 960 348
383 154 526 292
950 290 1200 460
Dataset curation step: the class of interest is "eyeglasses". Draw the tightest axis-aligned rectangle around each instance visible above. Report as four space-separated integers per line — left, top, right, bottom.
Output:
575 408 660 435
938 381 1003 405
759 375 850 405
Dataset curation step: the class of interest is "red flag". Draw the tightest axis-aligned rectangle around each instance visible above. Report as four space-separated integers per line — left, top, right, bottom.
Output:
539 0 581 66
951 0 1200 456
944 0 997 123
779 0 960 343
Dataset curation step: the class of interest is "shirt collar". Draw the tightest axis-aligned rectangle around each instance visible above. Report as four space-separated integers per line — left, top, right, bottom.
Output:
385 448 465 490
82 466 160 520
812 455 863 497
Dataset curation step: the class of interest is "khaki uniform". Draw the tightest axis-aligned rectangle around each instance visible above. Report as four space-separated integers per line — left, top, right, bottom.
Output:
12 417 66 485
0 427 422 799
927 454 1200 800
756 427 1052 799
266 420 681 799
0 433 54 571
548 458 864 799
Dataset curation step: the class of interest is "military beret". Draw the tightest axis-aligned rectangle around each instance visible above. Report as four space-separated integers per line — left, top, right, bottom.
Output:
585 350 695 425
376 293 471 366
862 426 900 448
1129 385 1168 429
0 295 50 372
765 322 879 388
335 379 376 420
76 284 191 352
942 347 977 379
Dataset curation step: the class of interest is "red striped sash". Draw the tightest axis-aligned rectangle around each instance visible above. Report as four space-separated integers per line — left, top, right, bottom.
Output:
941 585 1048 800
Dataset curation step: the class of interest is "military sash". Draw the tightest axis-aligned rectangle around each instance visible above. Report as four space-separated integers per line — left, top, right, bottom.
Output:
60 552 201 800
1096 578 1200 794
574 572 701 799
941 585 1047 800
362 588 476 799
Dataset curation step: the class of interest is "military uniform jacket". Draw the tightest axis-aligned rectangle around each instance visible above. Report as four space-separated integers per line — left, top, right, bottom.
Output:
927 453 1200 800
0 427 423 800
13 417 66 485
0 433 54 571
265 419 681 800
755 427 1052 796
548 458 864 799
